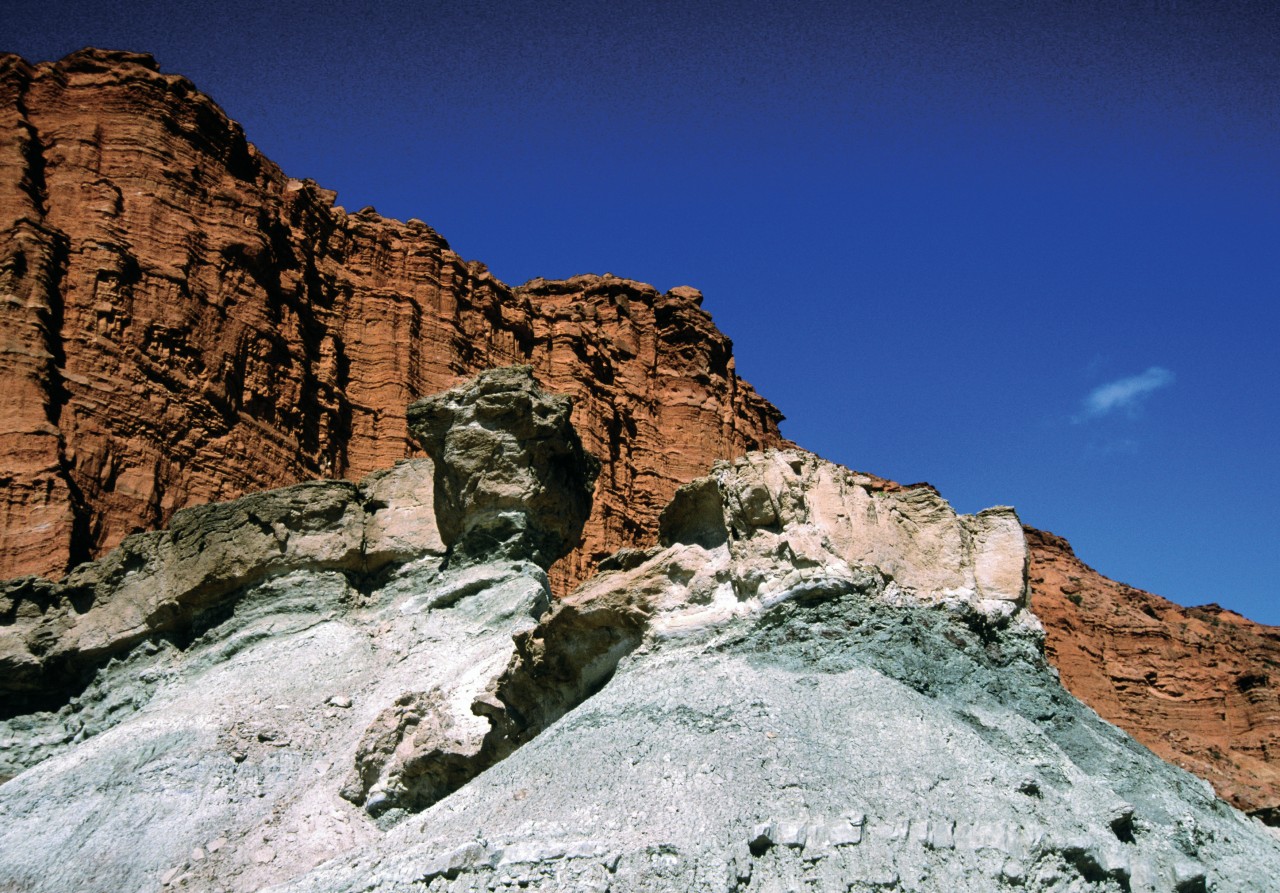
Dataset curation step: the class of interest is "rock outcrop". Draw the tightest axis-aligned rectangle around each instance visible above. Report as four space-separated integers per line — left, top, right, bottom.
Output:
291 497 1280 893
2 378 1277 892
2 47 1279 835
0 48 783 594
407 366 599 569
643 450 1030 631
1027 526 1280 820
0 459 441 726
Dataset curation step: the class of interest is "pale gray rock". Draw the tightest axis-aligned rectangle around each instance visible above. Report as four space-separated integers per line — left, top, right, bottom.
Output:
358 459 447 567
0 459 441 750
406 365 600 569
275 449 1280 893
2 405 1278 892
276 544 1280 893
0 557 550 893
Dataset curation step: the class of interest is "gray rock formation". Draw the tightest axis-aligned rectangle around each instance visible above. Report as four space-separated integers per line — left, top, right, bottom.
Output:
407 365 600 569
272 450 1280 893
1 374 1278 892
0 459 442 725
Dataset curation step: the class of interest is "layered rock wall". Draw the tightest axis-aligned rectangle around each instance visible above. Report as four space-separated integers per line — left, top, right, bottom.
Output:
0 49 783 592
1027 527 1280 818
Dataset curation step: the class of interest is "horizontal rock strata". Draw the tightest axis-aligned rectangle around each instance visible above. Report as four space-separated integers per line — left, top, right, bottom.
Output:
0 48 783 594
1027 526 1280 819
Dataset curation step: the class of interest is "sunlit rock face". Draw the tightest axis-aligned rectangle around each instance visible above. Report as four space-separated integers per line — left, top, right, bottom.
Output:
2 376 1278 892
2 43 1279 858
650 450 1030 629
1027 526 1280 821
0 48 783 594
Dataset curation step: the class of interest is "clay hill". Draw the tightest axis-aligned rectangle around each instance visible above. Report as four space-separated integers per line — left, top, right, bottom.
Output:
3 367 1278 892
1 47 1277 826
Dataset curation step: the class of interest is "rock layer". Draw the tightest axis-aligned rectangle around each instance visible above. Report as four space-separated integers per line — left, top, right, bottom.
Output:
0 48 783 593
1027 527 1280 819
0 459 441 725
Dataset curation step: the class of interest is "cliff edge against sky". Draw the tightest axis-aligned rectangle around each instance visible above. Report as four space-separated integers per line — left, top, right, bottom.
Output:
0 48 1276 821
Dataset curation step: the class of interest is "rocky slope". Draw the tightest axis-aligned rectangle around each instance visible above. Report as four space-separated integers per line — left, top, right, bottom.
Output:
2 47 1278 827
0 47 782 594
1028 527 1280 821
3 371 1277 892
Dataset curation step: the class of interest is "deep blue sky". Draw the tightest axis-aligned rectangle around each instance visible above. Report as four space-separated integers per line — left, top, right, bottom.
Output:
9 2 1279 623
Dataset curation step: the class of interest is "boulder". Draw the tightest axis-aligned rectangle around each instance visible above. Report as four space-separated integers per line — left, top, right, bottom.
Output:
408 366 600 569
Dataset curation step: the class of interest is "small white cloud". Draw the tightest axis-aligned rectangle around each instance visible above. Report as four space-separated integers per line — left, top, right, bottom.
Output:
1077 366 1175 421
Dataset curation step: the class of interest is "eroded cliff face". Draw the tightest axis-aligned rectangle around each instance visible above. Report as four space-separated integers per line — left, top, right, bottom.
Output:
1027 527 1280 819
0 48 782 593
2 47 1278 831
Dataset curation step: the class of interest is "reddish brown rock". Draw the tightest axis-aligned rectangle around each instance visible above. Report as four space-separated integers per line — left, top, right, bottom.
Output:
1027 526 1280 817
0 49 784 593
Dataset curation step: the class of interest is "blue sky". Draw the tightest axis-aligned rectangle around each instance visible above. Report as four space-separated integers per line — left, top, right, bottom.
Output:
9 1 1279 623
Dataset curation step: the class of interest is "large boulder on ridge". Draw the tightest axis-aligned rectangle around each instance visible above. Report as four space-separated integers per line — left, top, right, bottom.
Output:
407 366 600 569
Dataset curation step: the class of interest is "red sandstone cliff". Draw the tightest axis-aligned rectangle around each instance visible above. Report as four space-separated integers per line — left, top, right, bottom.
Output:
0 48 784 593
1 49 1277 820
1028 526 1280 817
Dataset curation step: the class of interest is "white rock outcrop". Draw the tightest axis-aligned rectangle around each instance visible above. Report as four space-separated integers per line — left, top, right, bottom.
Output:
2 381 1278 893
622 449 1034 637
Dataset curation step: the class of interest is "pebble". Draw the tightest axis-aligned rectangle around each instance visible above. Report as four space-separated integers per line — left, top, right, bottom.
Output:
253 846 276 864
328 695 353 709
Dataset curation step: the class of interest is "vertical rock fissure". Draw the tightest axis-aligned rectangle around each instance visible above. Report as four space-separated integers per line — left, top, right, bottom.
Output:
13 82 48 217
13 76 90 572
39 230 90 569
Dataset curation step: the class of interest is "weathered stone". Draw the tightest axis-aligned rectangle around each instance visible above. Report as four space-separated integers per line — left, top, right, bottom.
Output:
265 458 1280 892
0 463 442 721
1027 526 1280 818
650 449 1032 626
3 48 1278 824
2 439 1280 892
407 366 599 569
0 51 783 596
